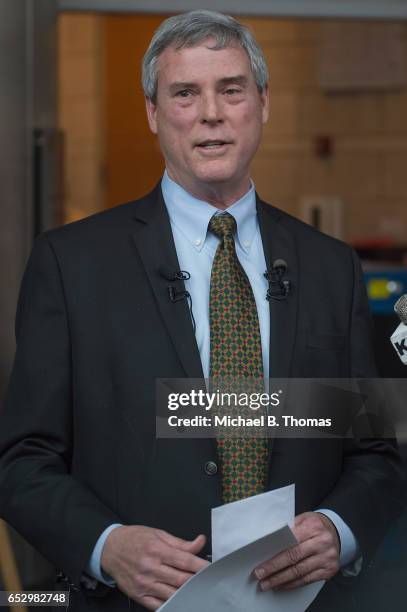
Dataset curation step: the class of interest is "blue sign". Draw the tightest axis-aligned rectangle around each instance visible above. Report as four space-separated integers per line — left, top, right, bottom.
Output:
364 268 407 315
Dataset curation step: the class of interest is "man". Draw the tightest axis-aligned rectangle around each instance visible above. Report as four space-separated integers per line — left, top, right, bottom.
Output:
0 10 404 612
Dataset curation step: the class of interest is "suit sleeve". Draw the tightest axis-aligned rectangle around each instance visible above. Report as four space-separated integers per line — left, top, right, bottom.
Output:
0 234 120 587
319 247 406 564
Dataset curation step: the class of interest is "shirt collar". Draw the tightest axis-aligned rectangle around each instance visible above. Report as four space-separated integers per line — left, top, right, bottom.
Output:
161 170 258 253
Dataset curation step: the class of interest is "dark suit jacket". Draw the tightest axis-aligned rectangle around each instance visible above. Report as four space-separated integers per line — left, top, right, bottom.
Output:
0 184 405 611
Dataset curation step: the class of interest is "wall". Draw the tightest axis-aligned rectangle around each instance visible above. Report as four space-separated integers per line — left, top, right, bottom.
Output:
245 17 407 242
58 13 105 222
0 0 29 395
103 14 166 207
0 0 58 391
58 14 407 242
0 0 58 589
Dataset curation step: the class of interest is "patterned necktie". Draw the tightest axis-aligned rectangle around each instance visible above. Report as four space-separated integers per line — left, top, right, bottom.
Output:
209 213 268 503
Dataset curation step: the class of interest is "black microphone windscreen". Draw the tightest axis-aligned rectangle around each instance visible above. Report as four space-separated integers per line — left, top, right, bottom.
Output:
394 295 407 325
272 259 288 272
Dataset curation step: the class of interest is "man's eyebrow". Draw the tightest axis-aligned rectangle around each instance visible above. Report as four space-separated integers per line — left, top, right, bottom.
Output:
168 75 249 94
217 75 248 87
168 81 196 94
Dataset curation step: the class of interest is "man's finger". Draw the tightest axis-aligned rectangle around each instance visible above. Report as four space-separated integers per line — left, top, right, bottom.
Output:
161 545 209 574
138 581 177 602
254 539 317 580
155 564 195 589
138 596 165 611
258 553 328 590
274 569 327 591
179 534 207 554
158 531 206 554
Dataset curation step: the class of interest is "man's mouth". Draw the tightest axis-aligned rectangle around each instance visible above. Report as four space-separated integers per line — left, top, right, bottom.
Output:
196 140 231 149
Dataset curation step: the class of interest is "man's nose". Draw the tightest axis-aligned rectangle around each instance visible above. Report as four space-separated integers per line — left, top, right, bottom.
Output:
200 93 223 124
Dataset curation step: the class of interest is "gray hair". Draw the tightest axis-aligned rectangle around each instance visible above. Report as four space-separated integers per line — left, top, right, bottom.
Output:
142 10 269 102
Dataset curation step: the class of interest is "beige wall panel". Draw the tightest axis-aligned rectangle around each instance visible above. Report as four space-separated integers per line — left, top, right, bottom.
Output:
383 92 407 133
331 152 381 198
297 153 381 198
241 18 321 45
384 152 407 197
265 45 318 90
346 205 381 239
64 153 101 199
64 140 101 157
252 153 301 200
58 13 105 222
264 92 300 137
297 156 332 194
347 197 406 239
59 96 101 141
301 92 383 136
60 55 100 98
59 13 101 53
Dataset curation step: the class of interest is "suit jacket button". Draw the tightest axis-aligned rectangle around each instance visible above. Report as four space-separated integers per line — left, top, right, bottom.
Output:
204 461 218 476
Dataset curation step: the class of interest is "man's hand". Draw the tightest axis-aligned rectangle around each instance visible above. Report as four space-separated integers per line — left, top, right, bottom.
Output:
101 525 208 610
254 512 340 591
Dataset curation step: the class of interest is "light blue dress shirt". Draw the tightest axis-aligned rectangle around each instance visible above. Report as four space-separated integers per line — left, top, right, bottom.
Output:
87 171 359 585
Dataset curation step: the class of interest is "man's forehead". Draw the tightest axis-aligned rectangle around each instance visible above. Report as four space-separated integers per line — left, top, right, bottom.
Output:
156 41 252 83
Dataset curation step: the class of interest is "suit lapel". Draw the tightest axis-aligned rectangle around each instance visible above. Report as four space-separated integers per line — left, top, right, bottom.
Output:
256 197 299 379
130 185 204 380
257 197 299 472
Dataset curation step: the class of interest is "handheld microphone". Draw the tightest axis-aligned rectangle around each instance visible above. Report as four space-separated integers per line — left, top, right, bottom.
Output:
390 295 407 365
264 259 291 301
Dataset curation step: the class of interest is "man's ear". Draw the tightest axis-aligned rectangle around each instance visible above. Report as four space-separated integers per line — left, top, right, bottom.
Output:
261 84 269 125
145 96 158 134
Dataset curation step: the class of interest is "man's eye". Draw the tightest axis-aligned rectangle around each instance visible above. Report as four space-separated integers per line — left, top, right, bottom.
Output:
225 88 241 95
176 90 192 98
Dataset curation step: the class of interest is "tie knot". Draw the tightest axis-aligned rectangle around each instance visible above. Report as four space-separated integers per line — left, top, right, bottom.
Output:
209 213 236 240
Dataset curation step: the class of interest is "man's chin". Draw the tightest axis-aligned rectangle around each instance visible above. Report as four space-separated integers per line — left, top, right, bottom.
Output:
192 166 239 186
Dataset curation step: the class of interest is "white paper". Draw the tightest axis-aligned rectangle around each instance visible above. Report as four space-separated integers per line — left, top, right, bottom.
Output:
212 484 295 561
158 525 324 611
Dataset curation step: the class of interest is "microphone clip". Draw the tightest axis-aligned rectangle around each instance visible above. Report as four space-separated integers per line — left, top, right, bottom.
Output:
158 266 196 331
264 259 291 301
173 271 191 281
168 286 190 303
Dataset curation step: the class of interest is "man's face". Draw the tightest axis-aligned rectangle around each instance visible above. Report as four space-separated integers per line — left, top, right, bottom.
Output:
145 40 269 202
